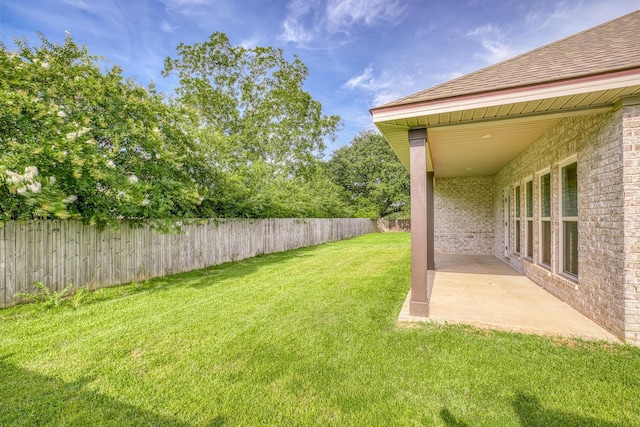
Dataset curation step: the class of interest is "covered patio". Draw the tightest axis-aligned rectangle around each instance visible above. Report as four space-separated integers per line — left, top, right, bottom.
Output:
398 254 618 342
371 11 640 344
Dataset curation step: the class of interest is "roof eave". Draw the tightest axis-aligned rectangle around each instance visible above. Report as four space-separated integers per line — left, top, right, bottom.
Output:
370 68 640 124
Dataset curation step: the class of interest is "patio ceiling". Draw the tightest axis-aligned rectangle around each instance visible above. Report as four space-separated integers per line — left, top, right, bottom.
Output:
372 72 640 178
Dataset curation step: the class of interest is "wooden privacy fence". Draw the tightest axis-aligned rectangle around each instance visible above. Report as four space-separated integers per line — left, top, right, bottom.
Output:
377 219 411 232
0 218 377 307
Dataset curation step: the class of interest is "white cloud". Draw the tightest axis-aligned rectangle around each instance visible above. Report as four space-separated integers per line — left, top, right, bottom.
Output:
467 1 640 67
343 65 435 108
279 0 405 49
521 0 640 45
466 23 513 63
160 0 225 22
240 36 262 49
523 1 569 32
59 0 91 10
161 21 177 33
343 65 374 90
161 0 208 9
280 0 317 46
325 0 405 33
280 21 313 45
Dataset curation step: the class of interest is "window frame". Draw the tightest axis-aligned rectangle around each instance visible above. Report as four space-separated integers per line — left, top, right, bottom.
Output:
524 176 534 260
558 156 578 280
537 168 551 268
514 183 521 255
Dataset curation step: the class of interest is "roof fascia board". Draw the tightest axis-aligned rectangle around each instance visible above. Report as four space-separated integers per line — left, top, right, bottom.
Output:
371 69 640 123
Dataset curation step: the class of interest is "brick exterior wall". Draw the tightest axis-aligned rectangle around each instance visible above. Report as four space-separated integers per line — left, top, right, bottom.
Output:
434 176 495 255
412 104 640 343
622 104 640 343
493 110 630 340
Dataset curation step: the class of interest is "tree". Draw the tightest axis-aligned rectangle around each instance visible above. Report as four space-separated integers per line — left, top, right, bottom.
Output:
162 32 341 182
0 34 206 227
162 32 347 219
328 130 410 218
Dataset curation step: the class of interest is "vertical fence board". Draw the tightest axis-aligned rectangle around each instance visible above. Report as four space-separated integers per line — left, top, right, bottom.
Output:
67 221 76 289
49 221 57 289
73 221 81 289
15 222 27 296
95 226 103 286
83 222 93 289
108 226 116 285
60 221 67 289
135 226 144 281
0 223 5 307
154 231 161 277
25 222 35 292
4 222 15 306
78 222 86 288
35 221 46 289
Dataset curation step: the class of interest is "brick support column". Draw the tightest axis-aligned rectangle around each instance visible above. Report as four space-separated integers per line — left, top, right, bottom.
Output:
409 128 433 316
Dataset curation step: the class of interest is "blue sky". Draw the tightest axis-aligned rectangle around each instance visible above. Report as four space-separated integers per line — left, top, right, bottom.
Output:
2 0 639 154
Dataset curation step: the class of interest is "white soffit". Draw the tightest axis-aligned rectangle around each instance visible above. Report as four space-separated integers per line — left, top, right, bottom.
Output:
428 116 562 178
371 71 640 123
376 107 611 177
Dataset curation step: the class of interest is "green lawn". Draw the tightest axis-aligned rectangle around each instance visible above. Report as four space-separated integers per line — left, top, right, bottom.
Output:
1 233 639 426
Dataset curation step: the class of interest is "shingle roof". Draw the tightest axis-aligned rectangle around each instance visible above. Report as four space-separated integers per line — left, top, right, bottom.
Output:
374 10 640 110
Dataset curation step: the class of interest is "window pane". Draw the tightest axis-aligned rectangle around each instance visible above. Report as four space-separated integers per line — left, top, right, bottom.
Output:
562 163 577 217
515 186 521 217
541 173 550 217
563 221 578 276
527 220 533 258
516 219 521 253
526 180 533 218
541 220 551 265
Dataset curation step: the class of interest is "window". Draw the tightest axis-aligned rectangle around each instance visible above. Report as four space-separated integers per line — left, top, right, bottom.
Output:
515 185 521 254
560 161 578 278
539 172 551 267
525 179 533 259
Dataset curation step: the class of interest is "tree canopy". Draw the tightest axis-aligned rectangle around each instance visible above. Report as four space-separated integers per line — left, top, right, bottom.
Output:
1 33 412 225
328 130 410 218
162 32 348 219
0 33 354 226
162 32 341 179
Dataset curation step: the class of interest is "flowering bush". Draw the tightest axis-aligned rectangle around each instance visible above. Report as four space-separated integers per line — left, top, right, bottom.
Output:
0 34 206 227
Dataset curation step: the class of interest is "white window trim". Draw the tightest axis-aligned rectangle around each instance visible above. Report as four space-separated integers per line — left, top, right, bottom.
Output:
558 156 578 280
514 183 522 255
524 176 534 260
536 168 551 268
504 187 511 258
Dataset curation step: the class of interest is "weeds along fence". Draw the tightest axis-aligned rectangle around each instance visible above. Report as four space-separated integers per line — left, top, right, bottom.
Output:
0 218 377 308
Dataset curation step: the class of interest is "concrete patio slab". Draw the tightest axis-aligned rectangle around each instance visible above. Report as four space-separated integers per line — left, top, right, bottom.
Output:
398 254 619 342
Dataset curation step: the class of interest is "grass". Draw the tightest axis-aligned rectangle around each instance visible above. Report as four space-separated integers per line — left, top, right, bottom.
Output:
1 233 639 426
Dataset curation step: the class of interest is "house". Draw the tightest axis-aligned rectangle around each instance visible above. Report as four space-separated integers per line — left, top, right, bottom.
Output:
370 10 640 344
